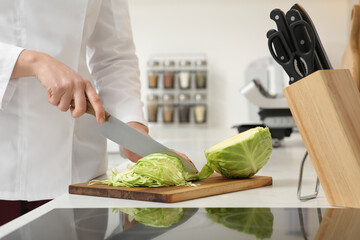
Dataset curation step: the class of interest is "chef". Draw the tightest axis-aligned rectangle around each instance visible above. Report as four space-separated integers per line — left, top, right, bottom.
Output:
0 0 191 225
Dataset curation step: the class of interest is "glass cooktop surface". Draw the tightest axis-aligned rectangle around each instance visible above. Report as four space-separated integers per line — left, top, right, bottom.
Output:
2 207 359 240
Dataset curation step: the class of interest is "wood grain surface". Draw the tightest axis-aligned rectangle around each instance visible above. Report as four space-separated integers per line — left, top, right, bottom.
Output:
284 69 360 208
69 174 272 203
315 208 360 240
341 5 360 91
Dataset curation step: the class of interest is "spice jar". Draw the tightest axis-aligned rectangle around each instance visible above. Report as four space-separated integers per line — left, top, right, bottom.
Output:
147 60 161 88
178 60 192 89
194 93 207 124
178 94 191 123
146 94 159 122
163 60 176 89
195 60 207 89
162 94 175 123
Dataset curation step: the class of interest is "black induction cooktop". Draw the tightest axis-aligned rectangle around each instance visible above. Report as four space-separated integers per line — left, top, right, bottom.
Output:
2 207 359 240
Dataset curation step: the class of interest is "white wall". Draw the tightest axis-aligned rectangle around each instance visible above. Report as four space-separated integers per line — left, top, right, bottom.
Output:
128 0 351 128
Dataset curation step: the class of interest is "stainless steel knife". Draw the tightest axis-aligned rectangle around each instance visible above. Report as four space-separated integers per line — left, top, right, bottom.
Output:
72 100 198 173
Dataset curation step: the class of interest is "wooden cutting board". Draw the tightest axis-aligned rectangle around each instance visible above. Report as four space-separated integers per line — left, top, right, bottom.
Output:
69 174 272 203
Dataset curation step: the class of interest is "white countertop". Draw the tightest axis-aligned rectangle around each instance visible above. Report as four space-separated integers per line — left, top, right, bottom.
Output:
0 126 330 237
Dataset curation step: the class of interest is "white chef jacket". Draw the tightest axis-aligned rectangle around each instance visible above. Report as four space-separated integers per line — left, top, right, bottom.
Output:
0 0 146 201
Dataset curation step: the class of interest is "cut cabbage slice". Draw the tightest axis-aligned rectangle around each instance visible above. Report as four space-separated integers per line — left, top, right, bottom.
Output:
199 127 272 180
90 153 198 187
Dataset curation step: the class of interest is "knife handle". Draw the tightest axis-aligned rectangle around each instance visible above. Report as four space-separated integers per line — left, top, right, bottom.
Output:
70 99 111 121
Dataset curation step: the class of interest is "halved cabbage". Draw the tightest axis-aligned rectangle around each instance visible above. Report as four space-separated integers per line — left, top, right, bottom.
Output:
199 127 272 180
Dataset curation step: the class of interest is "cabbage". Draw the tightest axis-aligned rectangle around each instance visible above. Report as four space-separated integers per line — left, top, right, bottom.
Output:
120 208 184 228
199 127 272 180
206 208 274 239
90 153 198 187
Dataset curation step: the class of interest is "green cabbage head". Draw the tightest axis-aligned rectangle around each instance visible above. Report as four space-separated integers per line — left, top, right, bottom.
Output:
90 153 198 187
199 127 272 180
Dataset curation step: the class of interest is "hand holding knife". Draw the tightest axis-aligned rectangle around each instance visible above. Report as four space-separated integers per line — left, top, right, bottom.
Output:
71 99 198 173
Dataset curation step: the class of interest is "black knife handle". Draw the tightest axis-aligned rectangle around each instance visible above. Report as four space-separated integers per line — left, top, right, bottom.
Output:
286 9 323 71
267 30 301 83
270 8 295 51
267 29 290 63
291 3 333 70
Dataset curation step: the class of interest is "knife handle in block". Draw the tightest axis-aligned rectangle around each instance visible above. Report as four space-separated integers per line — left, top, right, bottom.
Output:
70 99 111 121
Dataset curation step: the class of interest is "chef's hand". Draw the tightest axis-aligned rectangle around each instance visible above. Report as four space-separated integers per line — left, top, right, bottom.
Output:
123 122 194 167
123 122 149 162
11 49 106 124
172 150 195 167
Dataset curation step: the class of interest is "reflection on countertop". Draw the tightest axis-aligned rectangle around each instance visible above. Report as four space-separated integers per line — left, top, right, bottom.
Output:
2 207 360 240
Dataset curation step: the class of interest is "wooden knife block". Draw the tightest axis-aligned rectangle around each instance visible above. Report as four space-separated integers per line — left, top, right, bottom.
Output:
283 69 360 208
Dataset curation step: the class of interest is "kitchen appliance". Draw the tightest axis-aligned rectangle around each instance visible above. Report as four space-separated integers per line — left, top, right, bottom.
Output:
71 100 198 173
69 174 272 203
237 57 296 147
3 207 360 240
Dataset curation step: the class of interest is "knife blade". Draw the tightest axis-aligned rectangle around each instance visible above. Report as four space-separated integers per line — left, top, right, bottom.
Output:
71 100 198 173
101 115 198 172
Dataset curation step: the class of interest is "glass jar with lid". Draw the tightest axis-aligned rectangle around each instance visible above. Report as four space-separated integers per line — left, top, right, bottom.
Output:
178 94 191 123
163 60 176 89
195 59 207 89
178 60 192 89
146 94 159 122
194 93 207 124
147 60 161 89
162 94 175 123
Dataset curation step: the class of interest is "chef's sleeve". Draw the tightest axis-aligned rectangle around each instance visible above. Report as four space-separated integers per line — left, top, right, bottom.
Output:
86 0 147 126
0 42 24 110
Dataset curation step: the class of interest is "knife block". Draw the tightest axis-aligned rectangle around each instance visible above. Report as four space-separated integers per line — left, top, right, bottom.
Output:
283 69 360 208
